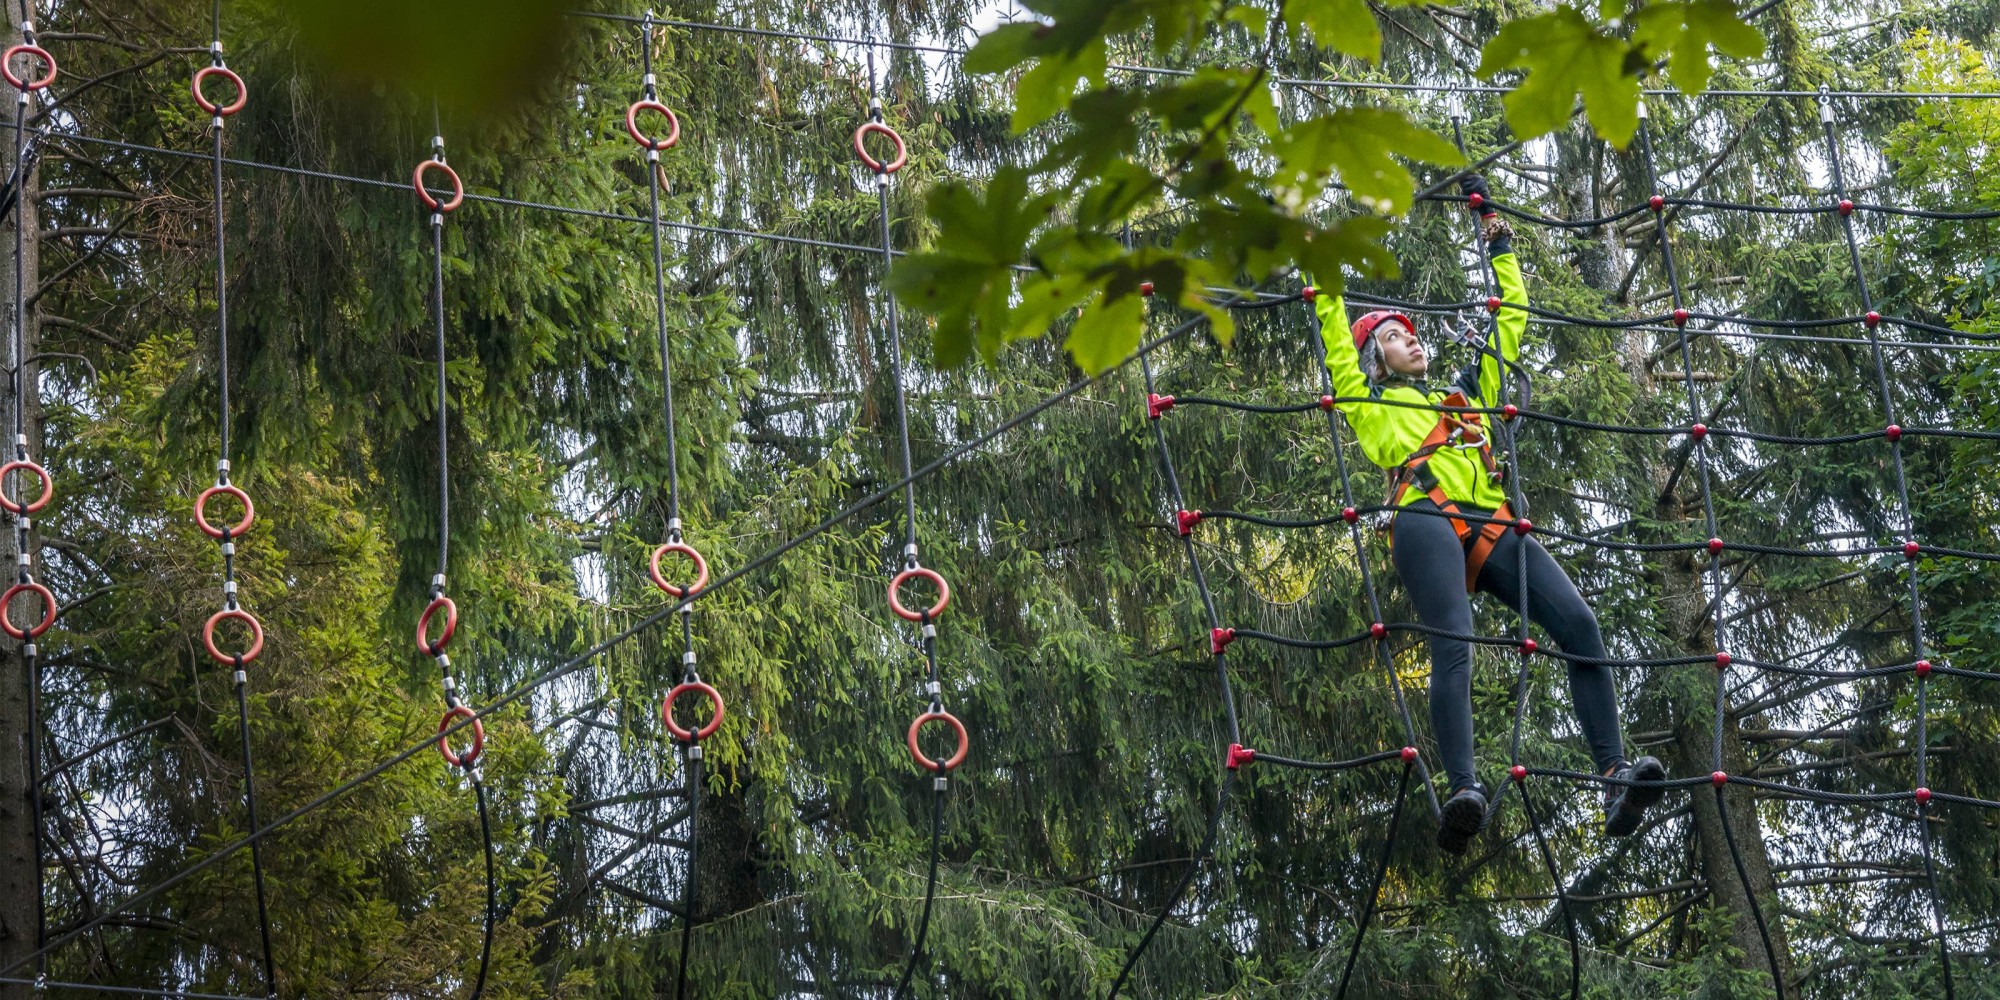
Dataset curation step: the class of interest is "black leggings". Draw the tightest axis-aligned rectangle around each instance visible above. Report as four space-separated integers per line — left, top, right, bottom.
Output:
1390 500 1626 792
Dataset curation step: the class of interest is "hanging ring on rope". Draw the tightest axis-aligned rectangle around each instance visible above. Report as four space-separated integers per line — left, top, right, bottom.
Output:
203 607 265 665
417 595 458 656
437 705 485 767
0 459 51 514
888 566 949 622
413 158 464 213
2 44 55 91
661 680 724 742
625 99 681 151
194 483 254 539
906 710 968 773
191 65 247 117
1 581 54 639
852 121 907 174
649 541 710 598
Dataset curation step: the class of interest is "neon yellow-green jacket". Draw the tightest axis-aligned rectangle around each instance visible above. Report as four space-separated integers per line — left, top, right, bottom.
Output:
1317 250 1528 512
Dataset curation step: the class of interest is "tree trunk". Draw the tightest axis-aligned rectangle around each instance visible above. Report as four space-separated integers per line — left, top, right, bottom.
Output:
0 106 43 1000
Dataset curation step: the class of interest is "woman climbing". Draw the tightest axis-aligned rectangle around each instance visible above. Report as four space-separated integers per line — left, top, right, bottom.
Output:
1313 174 1667 855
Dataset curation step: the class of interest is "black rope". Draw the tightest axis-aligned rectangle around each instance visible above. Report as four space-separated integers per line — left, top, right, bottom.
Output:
1518 778 1580 1000
1817 87 1956 998
1333 759 1412 999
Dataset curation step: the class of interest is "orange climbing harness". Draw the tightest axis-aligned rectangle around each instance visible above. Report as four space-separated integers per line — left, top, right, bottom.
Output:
1383 392 1511 592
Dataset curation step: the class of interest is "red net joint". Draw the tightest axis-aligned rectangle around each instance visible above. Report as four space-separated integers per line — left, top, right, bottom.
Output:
626 99 682 151
1885 424 1902 442
1501 403 1518 421
1864 311 1881 328
1466 191 1484 211
1711 770 1729 786
2 44 55 91
1209 627 1235 654
1708 537 1724 554
0 459 51 515
650 541 711 599
1225 743 1256 770
203 608 264 665
1510 764 1528 782
662 680 725 743
1915 659 1932 677
1341 506 1358 523
889 566 950 622
417 595 457 657
1914 787 1932 805
1138 280 1155 297
1838 199 1854 217
437 705 485 768
1688 423 1707 441
1146 393 1174 420
1301 285 1316 301
1520 638 1537 655
1176 510 1201 536
1648 194 1665 212
1514 518 1532 536
412 158 464 213
1370 622 1387 640
1672 308 1689 326
1904 541 1921 560
1484 295 1501 313
1319 394 1336 411
0 581 54 639
1399 746 1418 763
907 709 968 773
194 483 254 539
1715 651 1732 669
192 65 247 117
853 120 907 175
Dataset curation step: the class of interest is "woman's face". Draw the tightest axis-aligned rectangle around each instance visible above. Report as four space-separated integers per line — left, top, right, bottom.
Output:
1375 319 1428 377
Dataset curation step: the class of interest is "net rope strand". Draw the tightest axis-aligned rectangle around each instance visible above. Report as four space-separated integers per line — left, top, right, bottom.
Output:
415 117 496 1000
192 5 276 992
1817 86 1958 997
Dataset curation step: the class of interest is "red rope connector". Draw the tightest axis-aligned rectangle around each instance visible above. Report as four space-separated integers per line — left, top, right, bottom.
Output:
1210 627 1235 654
1466 192 1484 211
1837 199 1854 217
907 710 968 772
889 566 950 622
1715 651 1732 669
1146 393 1174 420
0 459 51 514
1885 424 1902 442
417 595 457 657
1301 285 1317 301
1520 638 1537 655
1514 518 1532 536
1510 764 1528 782
1864 311 1881 328
194 483 253 539
192 65 246 117
413 158 464 214
853 120 907 174
625 99 681 151
1484 295 1501 313
1914 787 1932 805
1672 308 1689 326
203 608 264 665
2 44 55 91
0 581 54 639
650 541 711 598
1689 423 1707 441
662 680 725 742
1341 506 1358 523
1399 746 1418 763
1711 770 1729 787
1648 194 1664 212
1915 659 1932 677
1176 510 1201 536
1319 394 1335 411
1226 743 1256 770
1904 541 1921 560
1370 622 1387 640
1708 538 1725 554
437 705 484 768
1138 280 1155 297
1502 403 1518 421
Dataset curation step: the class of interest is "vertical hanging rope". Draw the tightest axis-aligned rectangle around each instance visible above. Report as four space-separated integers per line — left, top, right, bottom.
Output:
411 123 494 1000
1635 100 1785 998
855 44 965 1000
188 7 275 991
0 15 54 985
624 15 722 999
1815 87 1955 999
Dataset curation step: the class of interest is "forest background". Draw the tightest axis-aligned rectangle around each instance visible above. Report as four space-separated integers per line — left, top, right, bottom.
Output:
0 0 1996 997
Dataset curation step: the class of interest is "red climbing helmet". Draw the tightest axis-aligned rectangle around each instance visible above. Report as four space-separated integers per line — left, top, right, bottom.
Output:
1350 310 1414 350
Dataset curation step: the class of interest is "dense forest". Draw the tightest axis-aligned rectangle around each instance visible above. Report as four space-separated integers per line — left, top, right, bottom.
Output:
0 0 1996 997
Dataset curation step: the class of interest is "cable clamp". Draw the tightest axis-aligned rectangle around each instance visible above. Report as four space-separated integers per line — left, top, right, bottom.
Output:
432 134 446 154
925 679 940 696
442 674 457 693
15 552 27 566
14 517 25 531
668 516 683 538
643 72 656 89
922 622 936 640
1817 84 1834 123
688 743 704 760
234 668 247 685
682 650 697 667
1634 98 1648 121
435 652 451 669
224 579 237 595
21 641 33 658
211 40 224 57
934 775 948 791
216 457 230 474
432 572 447 594
1445 84 1464 121
220 540 235 556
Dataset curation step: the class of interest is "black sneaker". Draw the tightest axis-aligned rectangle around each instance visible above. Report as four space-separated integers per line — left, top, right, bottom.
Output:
1602 756 1667 836
1437 783 1490 855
